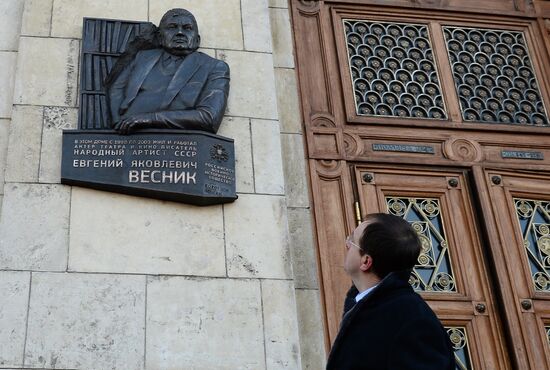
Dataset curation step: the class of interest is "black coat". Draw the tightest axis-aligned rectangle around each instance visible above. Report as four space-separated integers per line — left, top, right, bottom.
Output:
326 271 455 370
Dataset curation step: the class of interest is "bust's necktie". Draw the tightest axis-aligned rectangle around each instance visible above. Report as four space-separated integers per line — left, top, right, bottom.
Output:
162 54 185 75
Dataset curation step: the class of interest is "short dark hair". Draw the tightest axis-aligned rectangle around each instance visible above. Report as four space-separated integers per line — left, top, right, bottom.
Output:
359 213 421 279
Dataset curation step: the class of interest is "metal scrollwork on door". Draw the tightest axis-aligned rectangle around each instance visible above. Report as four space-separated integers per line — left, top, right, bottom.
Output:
443 27 549 126
546 326 550 345
386 197 457 292
446 327 474 370
344 20 448 120
513 198 550 291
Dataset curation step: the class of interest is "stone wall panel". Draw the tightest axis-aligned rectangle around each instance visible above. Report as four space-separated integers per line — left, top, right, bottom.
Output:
225 194 291 279
0 119 10 194
69 188 226 276
269 8 294 68
146 276 265 370
288 208 318 289
50 0 147 38
220 50 279 120
21 0 53 37
0 271 30 367
252 119 285 195
281 134 309 207
242 0 273 52
0 0 25 50
5 105 43 183
14 37 79 107
150 0 243 50
39 107 77 183
295 289 326 370
25 272 145 370
269 0 288 8
217 116 255 193
274 68 302 134
0 183 70 271
0 52 17 118
262 279 302 370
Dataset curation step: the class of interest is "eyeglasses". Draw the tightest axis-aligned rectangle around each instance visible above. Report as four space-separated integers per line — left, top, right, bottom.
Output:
345 235 361 250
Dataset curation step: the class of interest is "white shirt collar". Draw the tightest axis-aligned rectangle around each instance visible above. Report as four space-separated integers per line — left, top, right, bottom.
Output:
355 284 378 302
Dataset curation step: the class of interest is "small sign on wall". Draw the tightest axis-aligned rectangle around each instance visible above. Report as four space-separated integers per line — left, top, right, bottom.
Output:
62 130 236 205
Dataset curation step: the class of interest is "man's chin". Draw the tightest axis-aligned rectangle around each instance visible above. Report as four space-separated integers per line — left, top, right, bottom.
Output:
165 46 195 56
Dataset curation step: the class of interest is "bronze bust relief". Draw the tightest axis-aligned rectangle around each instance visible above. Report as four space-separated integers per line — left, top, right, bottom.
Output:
106 8 230 135
61 8 236 205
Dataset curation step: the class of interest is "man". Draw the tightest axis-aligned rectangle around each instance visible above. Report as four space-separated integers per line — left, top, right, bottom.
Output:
107 8 230 134
326 213 455 370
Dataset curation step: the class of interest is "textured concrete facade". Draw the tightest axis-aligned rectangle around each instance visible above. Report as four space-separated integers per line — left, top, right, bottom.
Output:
0 0 325 369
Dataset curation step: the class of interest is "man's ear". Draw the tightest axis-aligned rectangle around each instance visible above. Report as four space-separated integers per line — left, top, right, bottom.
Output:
359 254 373 272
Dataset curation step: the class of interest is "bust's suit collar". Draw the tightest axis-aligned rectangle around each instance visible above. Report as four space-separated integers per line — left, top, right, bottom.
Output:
121 50 206 112
161 51 202 109
120 50 161 112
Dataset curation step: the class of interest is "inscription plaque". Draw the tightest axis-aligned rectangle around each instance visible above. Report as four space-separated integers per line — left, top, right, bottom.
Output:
501 150 544 160
372 143 435 154
61 130 237 205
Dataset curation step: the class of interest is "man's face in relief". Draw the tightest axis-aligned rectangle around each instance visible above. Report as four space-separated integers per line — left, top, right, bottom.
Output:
159 14 200 56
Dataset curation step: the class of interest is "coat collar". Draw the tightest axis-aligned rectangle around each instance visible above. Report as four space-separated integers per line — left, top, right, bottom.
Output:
327 270 413 367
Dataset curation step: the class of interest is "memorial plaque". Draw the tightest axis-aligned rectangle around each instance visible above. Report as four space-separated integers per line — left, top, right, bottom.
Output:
372 143 435 154
61 9 237 206
61 130 236 205
501 150 544 160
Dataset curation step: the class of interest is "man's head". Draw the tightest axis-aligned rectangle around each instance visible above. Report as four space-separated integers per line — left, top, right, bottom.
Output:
159 9 200 56
344 213 421 283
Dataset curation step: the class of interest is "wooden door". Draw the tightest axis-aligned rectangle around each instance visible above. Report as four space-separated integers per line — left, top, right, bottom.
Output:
353 165 509 370
482 170 550 369
290 1 550 368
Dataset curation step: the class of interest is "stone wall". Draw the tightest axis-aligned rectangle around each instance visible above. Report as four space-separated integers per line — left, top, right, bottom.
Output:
268 1 327 369
0 0 325 369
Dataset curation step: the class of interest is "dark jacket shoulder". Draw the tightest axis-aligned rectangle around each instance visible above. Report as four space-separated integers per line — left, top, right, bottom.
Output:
327 271 455 370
